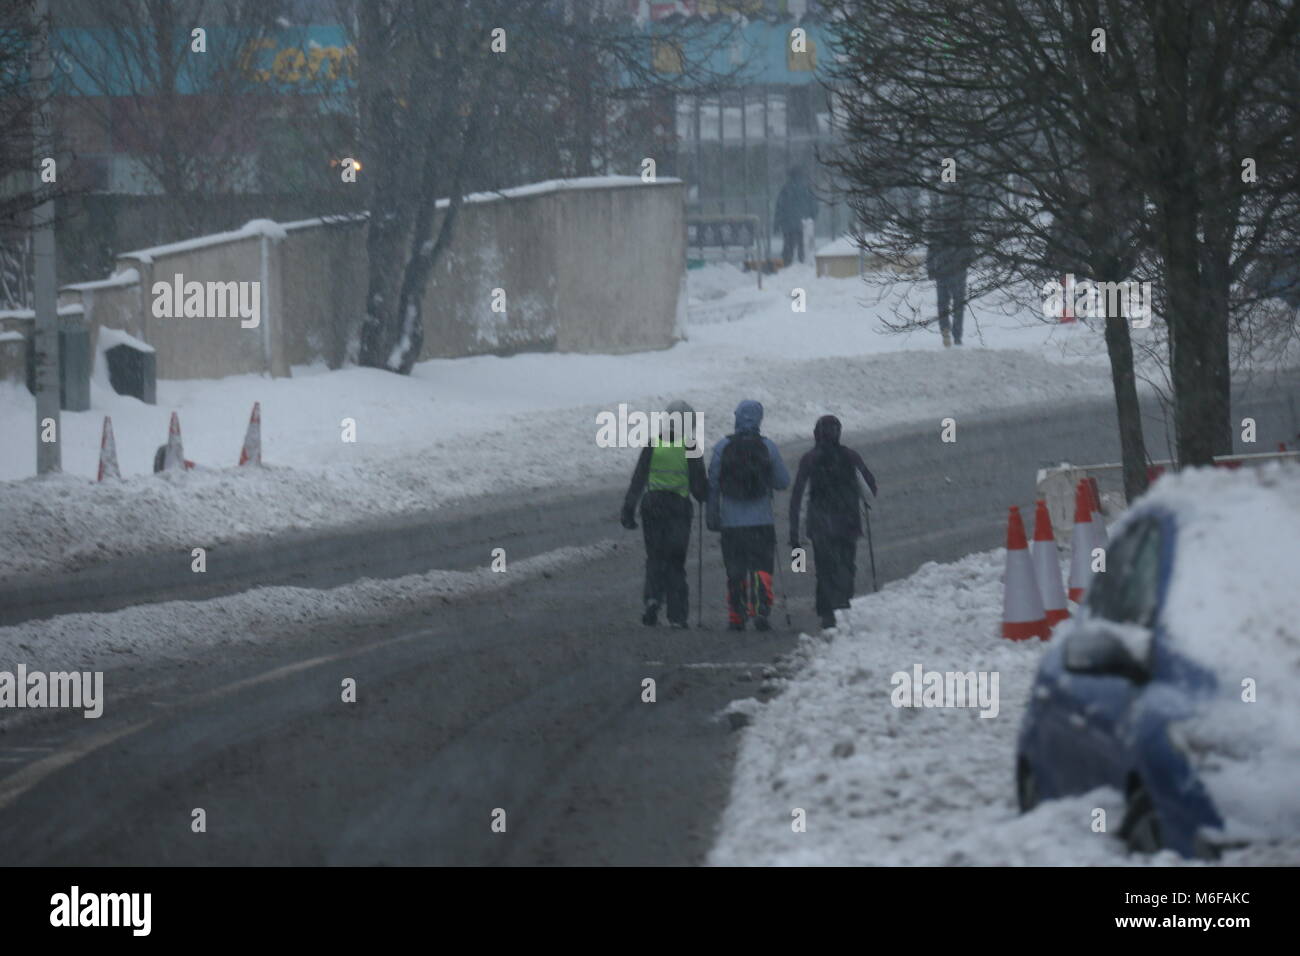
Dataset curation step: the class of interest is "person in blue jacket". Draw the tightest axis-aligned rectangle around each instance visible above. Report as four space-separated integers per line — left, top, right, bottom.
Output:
707 400 791 631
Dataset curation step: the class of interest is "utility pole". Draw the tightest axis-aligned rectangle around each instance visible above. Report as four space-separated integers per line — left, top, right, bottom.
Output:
31 0 60 474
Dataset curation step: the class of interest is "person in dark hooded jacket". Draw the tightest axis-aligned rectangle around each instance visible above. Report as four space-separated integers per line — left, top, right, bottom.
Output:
788 415 877 629
622 400 708 628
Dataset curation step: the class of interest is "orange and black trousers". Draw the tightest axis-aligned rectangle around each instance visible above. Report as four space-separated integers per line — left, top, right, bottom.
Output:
720 525 775 625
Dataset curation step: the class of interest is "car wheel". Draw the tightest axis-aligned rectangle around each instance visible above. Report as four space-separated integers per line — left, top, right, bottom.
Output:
1016 760 1039 813
1120 783 1163 853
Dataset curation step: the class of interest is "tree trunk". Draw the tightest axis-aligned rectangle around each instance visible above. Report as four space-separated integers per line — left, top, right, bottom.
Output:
357 214 411 370
1169 282 1233 468
1102 312 1150 501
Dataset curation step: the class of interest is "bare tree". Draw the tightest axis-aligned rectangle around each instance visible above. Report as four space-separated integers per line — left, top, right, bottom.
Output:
1 0 54 307
823 0 1155 496
824 0 1300 483
348 0 739 374
55 0 288 241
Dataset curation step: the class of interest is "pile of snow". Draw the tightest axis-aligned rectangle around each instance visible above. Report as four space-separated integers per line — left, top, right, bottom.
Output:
708 531 1300 865
0 540 618 693
1138 465 1300 844
0 263 1125 579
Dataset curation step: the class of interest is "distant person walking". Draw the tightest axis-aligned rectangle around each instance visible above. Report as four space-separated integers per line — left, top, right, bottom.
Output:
621 400 708 628
774 166 817 267
926 195 974 347
707 400 790 631
788 415 878 630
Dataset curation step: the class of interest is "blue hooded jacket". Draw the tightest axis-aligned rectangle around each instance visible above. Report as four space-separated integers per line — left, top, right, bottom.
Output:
707 400 790 529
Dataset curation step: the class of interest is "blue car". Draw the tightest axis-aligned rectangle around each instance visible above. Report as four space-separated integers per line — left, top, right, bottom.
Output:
1015 505 1228 858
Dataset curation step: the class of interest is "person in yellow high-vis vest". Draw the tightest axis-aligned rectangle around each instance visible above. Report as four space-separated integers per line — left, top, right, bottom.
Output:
621 401 708 628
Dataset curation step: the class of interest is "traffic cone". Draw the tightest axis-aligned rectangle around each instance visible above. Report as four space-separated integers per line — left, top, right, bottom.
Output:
163 411 186 472
239 401 262 466
1067 480 1095 602
97 416 121 482
1031 499 1069 630
1002 505 1050 641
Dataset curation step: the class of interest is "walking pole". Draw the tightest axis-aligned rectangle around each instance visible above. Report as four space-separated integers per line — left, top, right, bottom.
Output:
696 507 704 629
773 543 794 628
864 501 879 593
770 489 793 628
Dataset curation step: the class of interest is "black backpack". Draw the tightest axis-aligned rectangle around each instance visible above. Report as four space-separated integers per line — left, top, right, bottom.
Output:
809 445 857 515
720 434 771 500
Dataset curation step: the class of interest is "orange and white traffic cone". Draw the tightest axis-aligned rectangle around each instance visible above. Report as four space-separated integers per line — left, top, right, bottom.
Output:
1067 480 1095 602
97 416 121 482
1003 505 1050 641
239 401 262 466
1031 498 1069 631
163 411 186 472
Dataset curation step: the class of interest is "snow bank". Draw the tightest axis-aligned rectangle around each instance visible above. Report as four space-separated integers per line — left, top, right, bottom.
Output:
0 540 619 687
708 542 1300 865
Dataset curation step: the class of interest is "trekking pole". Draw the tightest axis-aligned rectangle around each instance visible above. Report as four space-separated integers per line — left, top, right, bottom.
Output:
696 507 704 629
773 543 793 628
864 502 880 593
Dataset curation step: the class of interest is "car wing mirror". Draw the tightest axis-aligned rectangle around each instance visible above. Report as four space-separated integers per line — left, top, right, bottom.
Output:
1064 622 1152 684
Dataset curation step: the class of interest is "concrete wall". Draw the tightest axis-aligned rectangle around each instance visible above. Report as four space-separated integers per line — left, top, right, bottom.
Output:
63 177 685 381
0 331 25 385
554 183 686 353
420 195 560 358
126 235 274 380
278 217 367 370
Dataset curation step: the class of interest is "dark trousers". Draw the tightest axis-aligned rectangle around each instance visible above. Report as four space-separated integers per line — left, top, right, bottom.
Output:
781 229 804 266
641 492 693 624
812 534 857 617
936 271 967 343
720 525 776 624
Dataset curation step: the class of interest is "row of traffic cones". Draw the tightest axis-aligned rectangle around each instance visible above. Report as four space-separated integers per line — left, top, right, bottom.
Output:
1001 479 1106 640
97 402 262 481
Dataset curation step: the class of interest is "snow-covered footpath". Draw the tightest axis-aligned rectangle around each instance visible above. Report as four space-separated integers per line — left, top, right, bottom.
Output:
708 526 1300 867
708 550 1137 866
0 263 1124 580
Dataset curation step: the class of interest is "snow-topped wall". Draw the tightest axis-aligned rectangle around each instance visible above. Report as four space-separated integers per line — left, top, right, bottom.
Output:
56 177 685 379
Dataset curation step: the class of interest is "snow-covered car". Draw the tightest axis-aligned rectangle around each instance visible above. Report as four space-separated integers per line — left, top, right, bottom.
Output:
1015 465 1300 858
